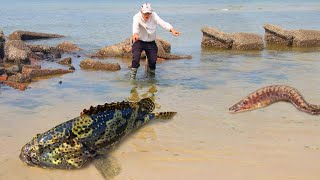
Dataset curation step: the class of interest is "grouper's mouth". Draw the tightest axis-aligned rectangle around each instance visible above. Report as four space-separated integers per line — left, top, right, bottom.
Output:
19 152 37 166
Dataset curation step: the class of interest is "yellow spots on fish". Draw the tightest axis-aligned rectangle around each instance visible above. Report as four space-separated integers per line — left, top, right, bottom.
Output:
72 115 93 139
41 128 66 146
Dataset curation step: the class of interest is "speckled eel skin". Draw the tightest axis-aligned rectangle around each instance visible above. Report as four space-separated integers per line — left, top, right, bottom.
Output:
20 98 176 169
229 85 320 115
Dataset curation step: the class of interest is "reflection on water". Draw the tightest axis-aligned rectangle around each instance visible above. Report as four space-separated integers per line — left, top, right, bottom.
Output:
127 84 161 109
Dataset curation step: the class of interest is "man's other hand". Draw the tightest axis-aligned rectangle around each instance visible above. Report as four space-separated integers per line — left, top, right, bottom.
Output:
170 28 181 36
132 33 139 42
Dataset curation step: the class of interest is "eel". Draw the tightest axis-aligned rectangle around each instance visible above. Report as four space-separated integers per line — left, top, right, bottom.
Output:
229 85 320 115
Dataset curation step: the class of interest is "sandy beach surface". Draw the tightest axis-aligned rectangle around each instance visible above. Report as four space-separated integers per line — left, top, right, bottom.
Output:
1 84 319 180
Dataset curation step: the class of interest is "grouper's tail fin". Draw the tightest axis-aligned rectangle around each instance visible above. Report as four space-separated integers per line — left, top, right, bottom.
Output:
154 112 177 120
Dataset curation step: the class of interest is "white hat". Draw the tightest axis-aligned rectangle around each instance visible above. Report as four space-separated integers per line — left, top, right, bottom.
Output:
141 3 153 14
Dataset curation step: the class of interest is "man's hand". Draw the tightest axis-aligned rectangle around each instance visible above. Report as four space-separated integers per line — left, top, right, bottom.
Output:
132 33 139 42
170 28 181 36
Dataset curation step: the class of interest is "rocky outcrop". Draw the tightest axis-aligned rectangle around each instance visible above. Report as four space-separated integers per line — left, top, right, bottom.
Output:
80 59 121 71
56 41 81 52
201 27 263 50
4 40 35 63
93 37 192 60
263 24 320 47
8 31 64 41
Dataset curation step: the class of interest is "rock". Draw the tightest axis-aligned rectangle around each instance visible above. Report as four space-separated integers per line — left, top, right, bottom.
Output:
201 27 263 50
263 24 320 47
10 65 21 73
0 67 5 75
292 30 320 47
27 44 54 54
157 38 171 53
69 65 75 70
2 81 29 91
0 73 8 81
4 40 34 64
7 73 31 83
21 65 41 74
23 68 74 78
201 27 233 48
0 31 5 59
58 57 72 65
93 37 191 60
263 24 293 46
80 59 121 71
56 41 81 52
231 33 263 50
8 30 64 41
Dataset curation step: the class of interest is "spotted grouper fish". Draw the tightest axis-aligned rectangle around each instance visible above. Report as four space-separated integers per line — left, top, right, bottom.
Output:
229 85 320 115
20 98 176 169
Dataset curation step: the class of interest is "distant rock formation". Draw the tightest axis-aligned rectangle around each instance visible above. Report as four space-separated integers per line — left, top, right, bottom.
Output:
264 24 320 47
80 59 121 71
93 37 192 60
8 30 64 41
201 27 264 50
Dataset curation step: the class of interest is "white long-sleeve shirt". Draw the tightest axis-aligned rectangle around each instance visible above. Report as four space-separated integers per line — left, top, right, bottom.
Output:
132 12 173 42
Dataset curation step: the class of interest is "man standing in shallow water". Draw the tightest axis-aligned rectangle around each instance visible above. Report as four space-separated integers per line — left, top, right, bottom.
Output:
130 3 181 79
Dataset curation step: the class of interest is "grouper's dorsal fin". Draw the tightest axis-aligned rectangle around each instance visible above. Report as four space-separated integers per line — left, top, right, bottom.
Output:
138 98 155 113
81 101 134 116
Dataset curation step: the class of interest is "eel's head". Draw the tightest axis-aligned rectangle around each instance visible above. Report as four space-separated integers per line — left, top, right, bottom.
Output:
229 99 259 113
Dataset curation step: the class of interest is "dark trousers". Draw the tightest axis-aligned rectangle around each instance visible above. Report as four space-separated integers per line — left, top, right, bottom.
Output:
131 40 158 70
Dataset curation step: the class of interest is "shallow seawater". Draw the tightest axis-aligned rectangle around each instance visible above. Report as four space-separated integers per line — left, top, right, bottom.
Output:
1 1 320 180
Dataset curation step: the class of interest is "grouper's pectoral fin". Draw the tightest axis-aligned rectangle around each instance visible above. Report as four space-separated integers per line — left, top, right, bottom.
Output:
153 112 177 120
56 138 95 169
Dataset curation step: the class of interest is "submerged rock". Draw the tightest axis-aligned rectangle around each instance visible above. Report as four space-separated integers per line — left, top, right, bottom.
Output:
93 37 191 60
2 81 29 91
263 24 320 47
23 68 74 78
80 59 121 71
201 27 263 50
8 30 64 41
